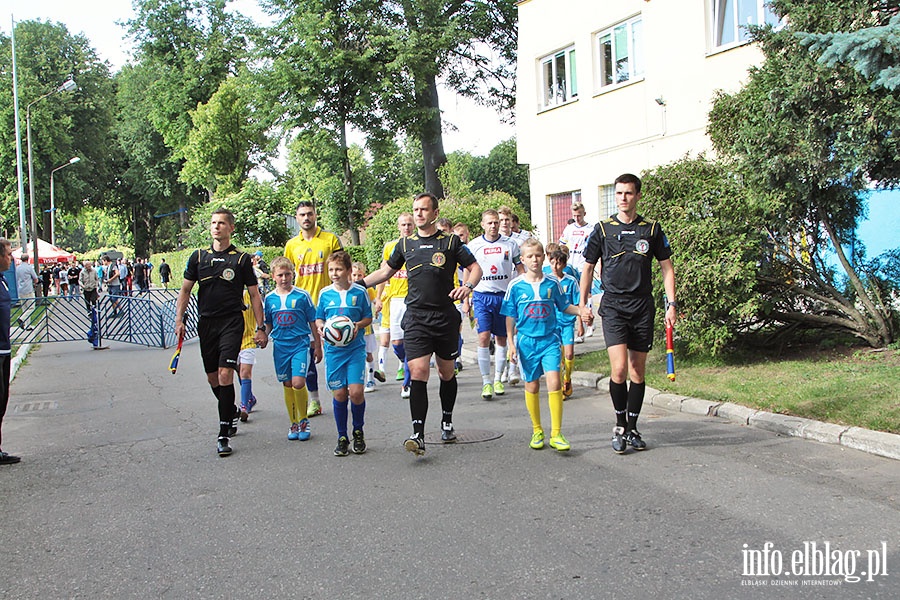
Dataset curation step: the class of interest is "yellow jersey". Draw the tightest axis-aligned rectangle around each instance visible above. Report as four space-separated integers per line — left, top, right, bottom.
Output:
284 227 343 303
240 290 256 350
381 238 408 301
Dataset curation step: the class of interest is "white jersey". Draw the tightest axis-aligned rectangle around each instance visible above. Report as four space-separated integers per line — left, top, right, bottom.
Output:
510 229 533 247
559 221 594 269
467 234 521 294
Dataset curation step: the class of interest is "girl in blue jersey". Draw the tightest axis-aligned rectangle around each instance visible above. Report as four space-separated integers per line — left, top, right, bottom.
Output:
265 257 322 441
501 239 580 452
317 252 373 456
548 249 581 398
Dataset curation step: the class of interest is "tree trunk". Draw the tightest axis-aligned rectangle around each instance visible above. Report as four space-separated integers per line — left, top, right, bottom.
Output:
416 73 446 199
819 206 892 346
338 116 360 246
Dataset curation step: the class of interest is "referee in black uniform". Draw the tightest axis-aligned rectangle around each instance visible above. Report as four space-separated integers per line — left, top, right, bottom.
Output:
364 192 482 456
176 208 268 457
579 173 676 454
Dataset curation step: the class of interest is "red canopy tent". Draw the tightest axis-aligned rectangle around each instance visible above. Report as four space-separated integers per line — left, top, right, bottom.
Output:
12 238 77 265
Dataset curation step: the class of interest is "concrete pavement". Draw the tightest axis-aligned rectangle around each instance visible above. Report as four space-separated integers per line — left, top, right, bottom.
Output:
1 334 899 598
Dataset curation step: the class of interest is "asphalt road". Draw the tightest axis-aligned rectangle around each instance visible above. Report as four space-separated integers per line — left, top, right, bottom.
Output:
1 339 898 599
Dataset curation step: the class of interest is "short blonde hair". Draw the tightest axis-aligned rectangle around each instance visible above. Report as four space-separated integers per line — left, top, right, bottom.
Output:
270 256 294 274
571 202 585 212
520 238 543 255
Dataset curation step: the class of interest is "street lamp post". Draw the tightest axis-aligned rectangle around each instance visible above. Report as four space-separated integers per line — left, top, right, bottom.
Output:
50 157 80 247
26 77 77 274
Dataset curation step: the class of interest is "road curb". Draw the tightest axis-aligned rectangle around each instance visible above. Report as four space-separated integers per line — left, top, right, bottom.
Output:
588 374 900 462
10 343 32 383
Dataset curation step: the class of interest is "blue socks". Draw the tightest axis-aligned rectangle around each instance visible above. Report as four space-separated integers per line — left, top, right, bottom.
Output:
334 398 366 438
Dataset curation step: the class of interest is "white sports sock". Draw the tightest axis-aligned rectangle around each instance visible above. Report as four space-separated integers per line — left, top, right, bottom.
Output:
477 346 492 385
377 345 387 371
494 347 508 383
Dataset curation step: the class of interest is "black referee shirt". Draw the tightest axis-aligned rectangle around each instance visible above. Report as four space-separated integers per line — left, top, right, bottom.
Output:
582 214 672 296
387 231 476 312
184 245 257 317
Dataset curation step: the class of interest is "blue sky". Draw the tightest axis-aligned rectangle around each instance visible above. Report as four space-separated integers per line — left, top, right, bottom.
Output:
857 189 899 258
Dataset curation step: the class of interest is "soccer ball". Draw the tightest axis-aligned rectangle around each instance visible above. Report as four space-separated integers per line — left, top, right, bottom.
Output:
322 315 356 347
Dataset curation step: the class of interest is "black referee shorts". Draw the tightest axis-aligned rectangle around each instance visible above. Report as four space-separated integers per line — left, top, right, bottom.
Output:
198 314 244 374
401 306 462 361
600 294 655 353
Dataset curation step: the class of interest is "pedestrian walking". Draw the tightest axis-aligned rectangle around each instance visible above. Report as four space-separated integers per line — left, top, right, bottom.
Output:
363 192 482 456
175 208 268 457
579 173 677 453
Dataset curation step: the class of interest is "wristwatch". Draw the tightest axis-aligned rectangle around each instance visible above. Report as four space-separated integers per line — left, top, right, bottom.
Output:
256 325 267 332
464 282 475 290
665 300 678 310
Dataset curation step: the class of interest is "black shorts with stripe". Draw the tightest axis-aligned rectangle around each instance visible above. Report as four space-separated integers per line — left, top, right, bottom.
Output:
600 294 655 353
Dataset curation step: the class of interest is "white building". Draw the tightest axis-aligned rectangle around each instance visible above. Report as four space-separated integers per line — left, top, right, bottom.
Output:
516 0 780 242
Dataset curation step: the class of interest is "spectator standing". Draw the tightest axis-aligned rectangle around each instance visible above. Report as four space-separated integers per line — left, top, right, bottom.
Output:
0 238 21 464
67 262 81 299
79 260 100 311
15 255 38 330
158 258 172 289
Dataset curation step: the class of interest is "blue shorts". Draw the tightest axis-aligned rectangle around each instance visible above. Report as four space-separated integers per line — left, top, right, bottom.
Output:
559 321 575 346
325 348 366 391
473 292 507 338
517 334 562 383
273 342 311 383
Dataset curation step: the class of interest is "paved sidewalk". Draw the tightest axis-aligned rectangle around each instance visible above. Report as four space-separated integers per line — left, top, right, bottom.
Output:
458 315 900 461
1 338 898 598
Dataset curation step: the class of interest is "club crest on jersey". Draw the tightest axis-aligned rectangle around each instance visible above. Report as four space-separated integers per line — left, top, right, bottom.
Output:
635 239 650 254
432 252 446 266
222 268 235 281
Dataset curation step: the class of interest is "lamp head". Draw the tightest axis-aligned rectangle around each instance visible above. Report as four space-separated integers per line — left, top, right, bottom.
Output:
58 79 77 93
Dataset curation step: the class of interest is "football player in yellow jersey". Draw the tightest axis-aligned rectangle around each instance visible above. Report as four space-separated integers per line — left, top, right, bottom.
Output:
283 201 343 417
372 213 413 397
238 290 259 422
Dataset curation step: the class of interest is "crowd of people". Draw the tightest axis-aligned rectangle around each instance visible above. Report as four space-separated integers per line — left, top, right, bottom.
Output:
170 172 677 462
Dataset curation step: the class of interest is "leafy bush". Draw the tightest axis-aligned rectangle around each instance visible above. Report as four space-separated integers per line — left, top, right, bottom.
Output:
641 155 765 356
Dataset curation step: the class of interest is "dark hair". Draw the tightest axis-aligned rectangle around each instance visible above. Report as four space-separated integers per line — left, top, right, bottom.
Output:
614 173 642 193
414 192 438 211
328 250 352 269
549 249 569 265
295 200 316 212
212 207 235 225
436 217 453 231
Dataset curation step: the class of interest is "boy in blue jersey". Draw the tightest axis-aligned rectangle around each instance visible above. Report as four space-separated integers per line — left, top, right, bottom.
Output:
317 252 373 456
549 249 580 398
502 239 580 452
264 257 322 442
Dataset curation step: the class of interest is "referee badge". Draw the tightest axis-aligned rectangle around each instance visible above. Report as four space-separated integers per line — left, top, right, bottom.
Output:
222 268 235 281
635 239 650 254
432 252 446 266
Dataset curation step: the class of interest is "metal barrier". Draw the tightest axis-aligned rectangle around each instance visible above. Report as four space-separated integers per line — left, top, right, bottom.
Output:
11 290 198 349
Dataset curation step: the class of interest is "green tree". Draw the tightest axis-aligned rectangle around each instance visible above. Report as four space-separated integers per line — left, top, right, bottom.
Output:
262 0 386 245
179 75 276 197
799 13 900 91
0 20 118 243
182 179 291 248
379 1 518 198
123 0 253 254
469 138 530 210
641 156 766 356
707 0 899 347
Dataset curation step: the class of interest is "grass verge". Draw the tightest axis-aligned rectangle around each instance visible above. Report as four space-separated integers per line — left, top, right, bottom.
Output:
573 345 900 434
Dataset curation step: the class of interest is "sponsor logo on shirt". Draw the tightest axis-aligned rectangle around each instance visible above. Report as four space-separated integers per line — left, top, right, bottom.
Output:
484 247 502 255
526 304 550 318
275 313 298 326
298 263 324 276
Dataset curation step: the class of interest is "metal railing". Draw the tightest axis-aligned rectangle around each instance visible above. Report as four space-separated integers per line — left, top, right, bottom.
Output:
11 290 198 349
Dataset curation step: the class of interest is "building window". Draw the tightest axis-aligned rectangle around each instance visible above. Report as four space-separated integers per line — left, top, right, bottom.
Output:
547 190 582 244
597 15 644 88
712 0 780 48
599 184 616 219
540 46 577 109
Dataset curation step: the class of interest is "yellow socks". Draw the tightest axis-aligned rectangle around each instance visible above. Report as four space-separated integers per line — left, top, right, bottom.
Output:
564 358 574 383
294 385 309 422
549 389 563 437
525 390 542 432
